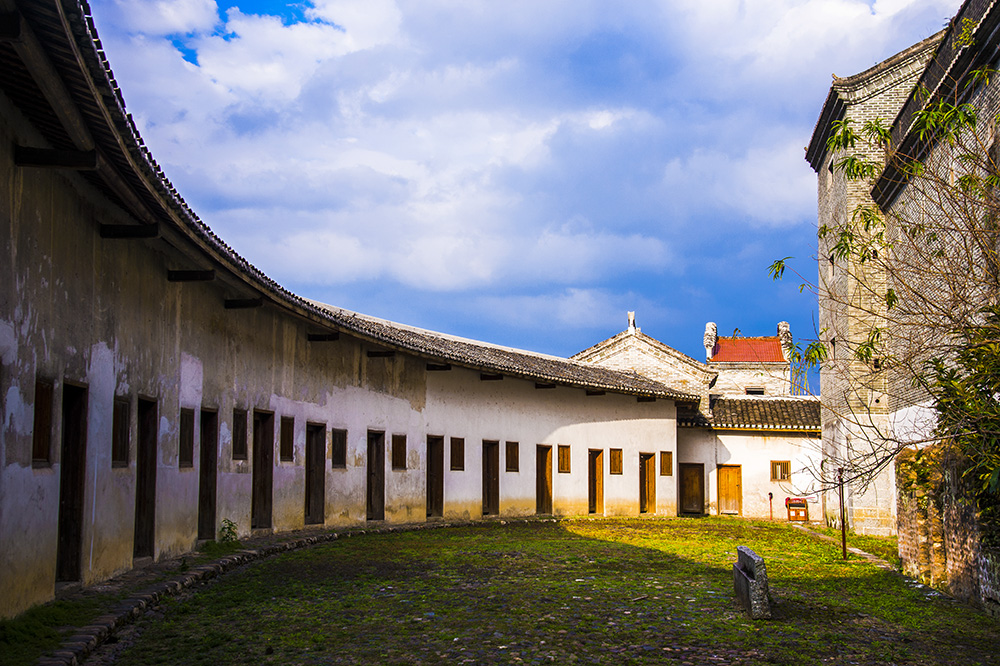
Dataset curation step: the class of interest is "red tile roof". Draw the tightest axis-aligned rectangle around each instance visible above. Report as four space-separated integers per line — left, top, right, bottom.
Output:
712 337 785 363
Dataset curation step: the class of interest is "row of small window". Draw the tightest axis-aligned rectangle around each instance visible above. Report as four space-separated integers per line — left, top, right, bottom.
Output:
31 379 679 478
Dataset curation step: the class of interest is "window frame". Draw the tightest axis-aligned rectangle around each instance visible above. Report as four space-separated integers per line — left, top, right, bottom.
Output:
505 441 519 472
31 378 54 466
557 445 571 474
450 437 465 471
391 433 407 470
232 409 248 460
770 460 791 482
280 416 295 462
331 428 347 468
179 408 195 468
659 451 672 477
112 396 130 467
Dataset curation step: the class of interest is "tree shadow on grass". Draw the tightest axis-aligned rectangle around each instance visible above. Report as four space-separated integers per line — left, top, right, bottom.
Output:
105 519 997 666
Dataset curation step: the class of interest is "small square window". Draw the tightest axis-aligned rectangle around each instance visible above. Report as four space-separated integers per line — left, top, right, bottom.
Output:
505 441 519 472
179 408 195 468
392 434 407 470
331 428 347 468
659 451 672 476
610 449 623 475
280 416 294 461
112 397 130 467
771 460 791 482
558 445 571 474
232 409 248 460
450 437 465 471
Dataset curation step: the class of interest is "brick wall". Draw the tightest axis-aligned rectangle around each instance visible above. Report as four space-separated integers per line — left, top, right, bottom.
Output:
816 36 940 536
896 446 1000 613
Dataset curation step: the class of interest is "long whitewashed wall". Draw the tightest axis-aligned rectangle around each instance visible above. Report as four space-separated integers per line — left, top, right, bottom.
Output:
0 85 678 618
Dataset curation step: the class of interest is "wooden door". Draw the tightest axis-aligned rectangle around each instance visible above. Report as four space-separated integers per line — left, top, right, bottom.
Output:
536 445 552 514
304 424 325 525
679 463 705 514
251 411 274 529
482 440 500 515
367 431 385 520
134 398 157 558
718 465 742 515
197 410 218 540
639 453 656 514
426 436 444 518
588 449 603 514
56 384 88 581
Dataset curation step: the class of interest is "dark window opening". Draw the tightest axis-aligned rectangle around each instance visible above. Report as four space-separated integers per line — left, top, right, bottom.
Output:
280 416 294 461
179 408 195 468
232 409 248 460
112 397 130 467
450 437 465 471
32 379 54 465
505 441 519 472
392 434 407 470
331 428 347 468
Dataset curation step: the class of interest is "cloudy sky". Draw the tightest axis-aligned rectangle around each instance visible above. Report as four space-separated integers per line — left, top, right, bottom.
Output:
89 0 958 372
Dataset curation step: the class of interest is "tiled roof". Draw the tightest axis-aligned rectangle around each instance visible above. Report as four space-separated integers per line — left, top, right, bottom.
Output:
805 30 944 173
711 337 785 363
678 396 820 432
0 4 698 403
310 305 699 400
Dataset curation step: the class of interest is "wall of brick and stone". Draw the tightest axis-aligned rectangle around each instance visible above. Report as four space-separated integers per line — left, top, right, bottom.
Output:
896 447 1000 614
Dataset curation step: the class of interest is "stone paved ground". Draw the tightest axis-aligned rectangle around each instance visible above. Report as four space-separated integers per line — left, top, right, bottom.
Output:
38 523 454 665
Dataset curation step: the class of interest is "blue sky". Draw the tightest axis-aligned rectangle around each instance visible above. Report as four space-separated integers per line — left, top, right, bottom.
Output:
88 0 958 381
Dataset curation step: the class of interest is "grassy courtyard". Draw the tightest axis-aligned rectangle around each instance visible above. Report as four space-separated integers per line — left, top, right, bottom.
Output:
74 517 997 665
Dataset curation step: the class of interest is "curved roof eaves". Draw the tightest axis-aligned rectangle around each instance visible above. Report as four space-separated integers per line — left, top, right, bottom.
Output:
35 1 697 402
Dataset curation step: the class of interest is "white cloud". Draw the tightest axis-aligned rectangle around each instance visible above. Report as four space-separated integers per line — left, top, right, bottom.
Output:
108 0 219 35
662 0 956 98
662 138 819 226
472 288 654 332
306 0 403 50
87 0 957 320
192 11 352 100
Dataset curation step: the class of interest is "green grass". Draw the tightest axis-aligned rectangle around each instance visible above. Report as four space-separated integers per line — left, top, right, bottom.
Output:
0 540 246 666
192 539 245 562
805 523 902 569
0 598 110 666
103 518 996 665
